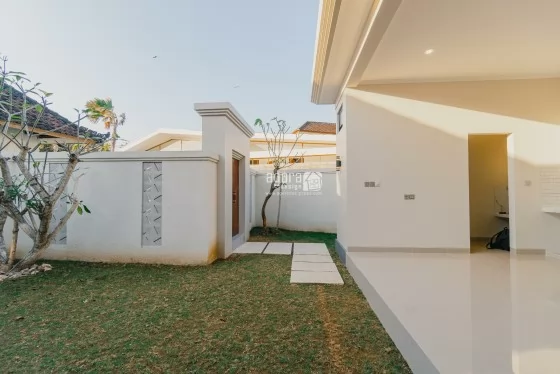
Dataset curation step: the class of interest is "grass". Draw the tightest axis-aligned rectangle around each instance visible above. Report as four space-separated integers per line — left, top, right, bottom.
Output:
0 228 411 373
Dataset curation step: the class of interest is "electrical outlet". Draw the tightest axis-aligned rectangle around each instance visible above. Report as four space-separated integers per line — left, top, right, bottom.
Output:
404 194 415 200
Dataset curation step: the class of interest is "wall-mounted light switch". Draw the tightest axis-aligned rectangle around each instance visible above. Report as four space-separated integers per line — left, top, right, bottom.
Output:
364 181 381 188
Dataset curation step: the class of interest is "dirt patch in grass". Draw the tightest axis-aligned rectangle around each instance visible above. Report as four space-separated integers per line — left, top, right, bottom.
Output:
0 229 411 373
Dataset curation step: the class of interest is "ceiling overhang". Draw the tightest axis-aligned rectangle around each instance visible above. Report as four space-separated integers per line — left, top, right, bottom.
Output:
311 0 401 105
312 0 560 105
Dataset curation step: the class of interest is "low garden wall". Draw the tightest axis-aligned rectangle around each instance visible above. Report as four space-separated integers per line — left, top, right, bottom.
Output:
6 152 219 265
253 169 337 233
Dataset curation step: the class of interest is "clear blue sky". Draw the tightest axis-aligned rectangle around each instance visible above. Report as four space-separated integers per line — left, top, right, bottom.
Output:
1 0 334 142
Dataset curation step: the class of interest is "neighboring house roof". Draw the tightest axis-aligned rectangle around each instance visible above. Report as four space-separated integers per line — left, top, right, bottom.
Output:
293 121 336 135
250 146 336 159
0 87 109 142
120 129 203 151
121 129 337 152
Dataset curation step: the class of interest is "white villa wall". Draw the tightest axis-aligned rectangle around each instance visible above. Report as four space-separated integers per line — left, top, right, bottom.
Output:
339 79 560 254
336 104 348 245
254 170 337 233
7 152 219 265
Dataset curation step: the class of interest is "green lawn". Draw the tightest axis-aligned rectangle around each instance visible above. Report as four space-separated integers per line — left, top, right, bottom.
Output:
0 228 410 373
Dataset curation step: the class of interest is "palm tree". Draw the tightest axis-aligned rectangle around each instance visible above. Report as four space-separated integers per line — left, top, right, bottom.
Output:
85 98 125 151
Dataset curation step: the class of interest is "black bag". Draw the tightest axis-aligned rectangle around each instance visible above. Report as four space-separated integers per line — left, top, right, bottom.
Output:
487 227 510 251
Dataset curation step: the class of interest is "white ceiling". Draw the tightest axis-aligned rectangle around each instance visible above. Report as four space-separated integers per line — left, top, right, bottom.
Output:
361 0 560 83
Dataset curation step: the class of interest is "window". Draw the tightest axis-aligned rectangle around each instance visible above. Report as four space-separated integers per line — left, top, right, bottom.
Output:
289 157 304 164
337 105 344 132
250 159 260 165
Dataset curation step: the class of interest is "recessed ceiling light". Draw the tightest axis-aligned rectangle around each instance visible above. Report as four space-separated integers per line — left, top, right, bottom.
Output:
424 49 434 55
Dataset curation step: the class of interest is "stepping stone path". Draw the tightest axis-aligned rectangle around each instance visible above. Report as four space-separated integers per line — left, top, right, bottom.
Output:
233 241 343 285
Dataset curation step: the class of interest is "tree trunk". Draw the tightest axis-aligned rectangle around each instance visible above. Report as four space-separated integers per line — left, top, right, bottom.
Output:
261 193 271 231
7 221 19 267
0 209 8 267
276 182 282 231
10 209 51 272
261 169 279 232
111 124 118 152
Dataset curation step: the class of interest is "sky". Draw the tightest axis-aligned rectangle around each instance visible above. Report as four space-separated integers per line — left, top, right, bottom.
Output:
1 0 334 143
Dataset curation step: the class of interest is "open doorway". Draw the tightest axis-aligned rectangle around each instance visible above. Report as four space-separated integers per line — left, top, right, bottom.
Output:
468 134 509 252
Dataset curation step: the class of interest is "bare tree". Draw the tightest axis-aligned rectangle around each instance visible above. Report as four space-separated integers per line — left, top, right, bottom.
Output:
254 118 302 233
0 55 102 272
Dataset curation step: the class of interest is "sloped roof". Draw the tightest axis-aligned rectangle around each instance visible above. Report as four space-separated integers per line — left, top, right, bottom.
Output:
0 87 109 142
294 121 336 135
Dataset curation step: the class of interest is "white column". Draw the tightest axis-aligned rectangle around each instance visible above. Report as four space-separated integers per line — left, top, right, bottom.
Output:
194 102 254 259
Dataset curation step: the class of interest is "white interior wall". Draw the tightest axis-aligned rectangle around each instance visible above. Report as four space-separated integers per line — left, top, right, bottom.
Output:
6 152 219 265
340 80 560 254
468 135 509 238
253 170 337 233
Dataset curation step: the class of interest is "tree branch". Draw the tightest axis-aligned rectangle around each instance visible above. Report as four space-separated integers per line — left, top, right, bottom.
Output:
46 199 78 244
14 148 50 201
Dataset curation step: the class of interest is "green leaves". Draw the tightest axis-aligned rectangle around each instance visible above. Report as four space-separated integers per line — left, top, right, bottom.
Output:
77 204 91 215
254 118 263 128
38 89 53 97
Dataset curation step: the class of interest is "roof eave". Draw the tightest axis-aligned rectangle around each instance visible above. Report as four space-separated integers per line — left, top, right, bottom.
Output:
311 0 342 104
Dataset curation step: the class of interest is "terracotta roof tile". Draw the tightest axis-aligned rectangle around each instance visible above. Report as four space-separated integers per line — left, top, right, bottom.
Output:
0 87 109 142
294 121 336 135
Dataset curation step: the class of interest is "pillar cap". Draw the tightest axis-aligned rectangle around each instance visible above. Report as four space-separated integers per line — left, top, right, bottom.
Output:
194 102 254 138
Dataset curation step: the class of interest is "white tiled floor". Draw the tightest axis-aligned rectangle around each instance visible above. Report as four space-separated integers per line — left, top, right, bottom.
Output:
348 250 560 374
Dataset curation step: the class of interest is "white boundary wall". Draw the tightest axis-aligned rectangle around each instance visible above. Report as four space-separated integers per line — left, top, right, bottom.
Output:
7 152 219 265
253 169 337 233
4 102 255 265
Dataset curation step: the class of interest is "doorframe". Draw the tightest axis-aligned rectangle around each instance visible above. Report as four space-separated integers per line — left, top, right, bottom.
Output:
466 132 514 254
232 150 245 249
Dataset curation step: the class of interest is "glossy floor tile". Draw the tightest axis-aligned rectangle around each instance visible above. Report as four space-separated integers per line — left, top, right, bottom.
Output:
348 250 560 374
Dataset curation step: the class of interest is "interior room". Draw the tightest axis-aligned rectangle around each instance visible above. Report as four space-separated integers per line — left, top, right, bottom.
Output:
468 134 510 252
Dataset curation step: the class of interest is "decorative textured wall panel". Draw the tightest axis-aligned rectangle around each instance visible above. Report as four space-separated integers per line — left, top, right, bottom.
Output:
48 163 67 244
142 162 163 246
541 166 560 208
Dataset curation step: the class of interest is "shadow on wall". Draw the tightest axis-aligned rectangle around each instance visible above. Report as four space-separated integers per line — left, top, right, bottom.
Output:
345 94 470 249
345 85 560 254
361 78 560 126
345 86 560 370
